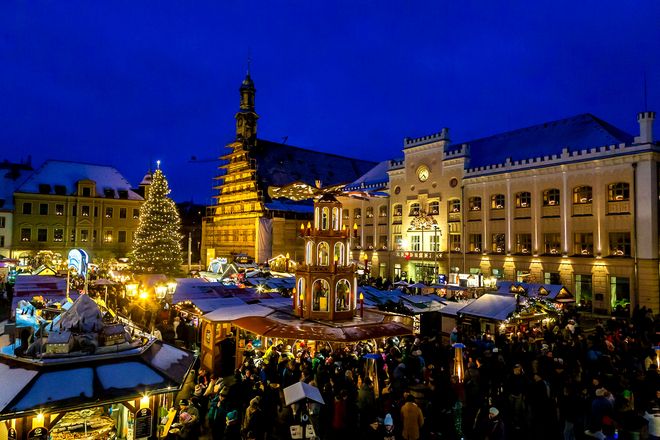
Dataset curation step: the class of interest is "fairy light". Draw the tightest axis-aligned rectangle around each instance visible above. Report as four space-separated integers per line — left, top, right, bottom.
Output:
128 167 183 274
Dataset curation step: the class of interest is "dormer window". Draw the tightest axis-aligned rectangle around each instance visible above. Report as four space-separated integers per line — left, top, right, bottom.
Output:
118 190 129 199
104 188 115 198
38 184 51 194
82 187 92 197
54 185 67 195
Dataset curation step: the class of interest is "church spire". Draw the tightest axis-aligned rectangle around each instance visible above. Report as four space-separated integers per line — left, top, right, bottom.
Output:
235 65 259 144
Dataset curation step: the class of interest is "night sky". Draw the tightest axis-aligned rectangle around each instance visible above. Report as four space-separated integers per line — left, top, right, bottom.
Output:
1 1 659 204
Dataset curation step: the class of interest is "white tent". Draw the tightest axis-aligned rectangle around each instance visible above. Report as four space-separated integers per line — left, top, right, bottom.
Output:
283 381 325 406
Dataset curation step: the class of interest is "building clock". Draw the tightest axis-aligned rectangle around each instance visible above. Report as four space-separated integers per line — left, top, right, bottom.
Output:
417 165 430 182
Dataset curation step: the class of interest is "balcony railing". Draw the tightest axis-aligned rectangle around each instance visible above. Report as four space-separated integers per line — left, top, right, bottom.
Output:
572 203 592 216
607 200 630 214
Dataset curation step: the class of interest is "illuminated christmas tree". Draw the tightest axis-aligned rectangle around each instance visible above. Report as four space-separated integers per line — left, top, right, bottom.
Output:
130 163 182 274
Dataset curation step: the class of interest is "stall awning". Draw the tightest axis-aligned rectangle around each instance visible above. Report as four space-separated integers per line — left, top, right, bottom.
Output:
203 304 273 322
457 294 518 321
233 309 412 342
0 340 195 420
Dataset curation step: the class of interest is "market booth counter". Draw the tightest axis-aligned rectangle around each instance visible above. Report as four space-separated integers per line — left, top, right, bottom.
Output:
0 295 196 440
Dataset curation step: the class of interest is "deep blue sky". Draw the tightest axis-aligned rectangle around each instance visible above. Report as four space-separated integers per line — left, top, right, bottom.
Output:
1 1 659 203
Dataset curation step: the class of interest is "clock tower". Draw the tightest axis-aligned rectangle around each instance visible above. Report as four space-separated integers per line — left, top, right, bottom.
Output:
235 71 259 145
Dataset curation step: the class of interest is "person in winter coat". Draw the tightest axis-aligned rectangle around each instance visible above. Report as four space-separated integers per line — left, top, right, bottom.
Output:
357 377 377 431
400 394 424 440
381 414 396 440
242 396 265 440
484 407 505 440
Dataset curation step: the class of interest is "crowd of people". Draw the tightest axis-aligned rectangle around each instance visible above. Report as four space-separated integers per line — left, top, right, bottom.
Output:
167 305 659 440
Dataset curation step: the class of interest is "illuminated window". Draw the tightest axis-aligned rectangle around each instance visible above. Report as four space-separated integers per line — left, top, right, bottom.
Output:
609 232 631 256
409 203 420 216
81 206 90 217
366 207 374 218
574 233 593 255
336 279 351 312
334 242 345 265
379 205 388 217
469 234 482 253
332 207 340 230
515 192 531 208
54 228 64 242
411 235 421 251
573 186 593 204
306 241 314 265
543 189 560 206
393 204 403 217
321 207 329 230
428 201 439 215
56 204 64 216
515 234 532 254
450 234 461 252
312 279 329 312
543 233 561 255
104 230 113 242
317 242 329 266
133 208 140 219
448 199 461 213
81 229 89 242
608 182 629 201
105 207 113 219
469 197 481 211
491 234 505 253
354 208 361 219
491 194 505 209
20 228 31 242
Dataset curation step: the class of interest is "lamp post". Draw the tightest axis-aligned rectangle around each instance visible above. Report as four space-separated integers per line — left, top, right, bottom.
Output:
408 210 438 284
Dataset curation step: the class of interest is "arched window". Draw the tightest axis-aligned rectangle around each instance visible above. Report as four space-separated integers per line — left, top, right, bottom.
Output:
332 207 340 230
366 207 374 218
335 279 351 312
334 242 345 266
317 242 330 266
305 241 314 265
393 204 403 217
314 207 319 229
469 197 481 211
428 201 440 215
354 208 361 219
491 194 505 209
608 182 630 201
515 192 531 208
448 199 461 213
297 278 305 307
321 207 329 230
379 205 388 217
409 202 420 216
573 186 593 204
543 189 561 206
312 279 329 312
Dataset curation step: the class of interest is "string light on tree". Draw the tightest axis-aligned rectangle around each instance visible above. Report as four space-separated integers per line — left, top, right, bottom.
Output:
129 162 183 275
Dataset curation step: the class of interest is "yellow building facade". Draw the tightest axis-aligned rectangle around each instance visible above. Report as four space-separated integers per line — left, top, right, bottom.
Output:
344 112 659 314
11 160 146 262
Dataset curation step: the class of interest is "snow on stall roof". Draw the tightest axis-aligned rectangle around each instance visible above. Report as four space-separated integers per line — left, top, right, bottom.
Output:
15 160 143 200
97 362 164 390
0 364 38 413
203 304 273 322
147 343 188 374
457 294 518 321
11 368 93 411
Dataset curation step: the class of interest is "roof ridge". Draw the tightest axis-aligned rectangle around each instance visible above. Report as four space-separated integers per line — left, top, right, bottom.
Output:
256 138 379 164
450 113 599 147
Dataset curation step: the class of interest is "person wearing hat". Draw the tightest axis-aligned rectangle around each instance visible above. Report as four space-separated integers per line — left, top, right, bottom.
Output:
485 407 505 440
242 396 264 440
223 410 241 440
381 414 396 440
176 399 200 439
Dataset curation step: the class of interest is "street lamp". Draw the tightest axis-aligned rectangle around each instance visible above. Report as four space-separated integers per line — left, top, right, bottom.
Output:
408 210 439 284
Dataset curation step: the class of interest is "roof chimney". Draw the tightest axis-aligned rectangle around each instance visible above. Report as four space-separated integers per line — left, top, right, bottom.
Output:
635 111 655 143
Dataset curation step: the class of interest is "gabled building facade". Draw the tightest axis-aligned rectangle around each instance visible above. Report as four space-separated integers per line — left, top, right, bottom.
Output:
11 160 146 262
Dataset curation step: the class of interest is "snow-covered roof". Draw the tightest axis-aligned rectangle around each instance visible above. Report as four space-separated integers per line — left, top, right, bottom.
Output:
448 113 633 170
15 160 143 200
0 339 195 418
344 160 390 191
456 293 518 321
52 294 104 333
